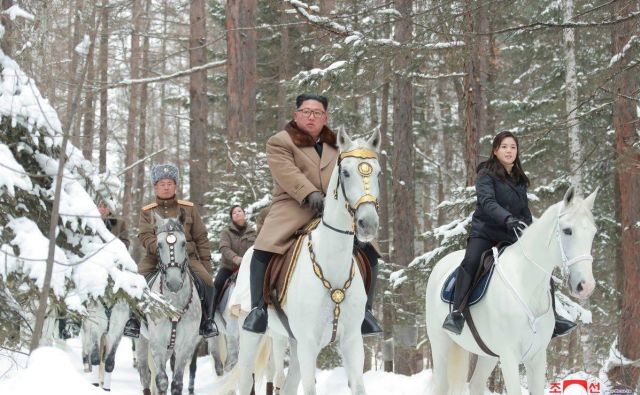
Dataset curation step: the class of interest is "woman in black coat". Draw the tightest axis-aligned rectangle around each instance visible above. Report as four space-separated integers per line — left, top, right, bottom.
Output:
442 131 576 338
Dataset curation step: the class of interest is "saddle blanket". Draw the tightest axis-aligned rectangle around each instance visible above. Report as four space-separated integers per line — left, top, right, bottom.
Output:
441 259 496 307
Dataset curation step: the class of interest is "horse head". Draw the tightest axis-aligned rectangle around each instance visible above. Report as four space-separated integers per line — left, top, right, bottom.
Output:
556 186 598 299
154 211 188 293
335 128 382 242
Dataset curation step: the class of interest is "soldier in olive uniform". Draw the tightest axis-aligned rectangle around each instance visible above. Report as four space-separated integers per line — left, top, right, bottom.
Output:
123 163 218 338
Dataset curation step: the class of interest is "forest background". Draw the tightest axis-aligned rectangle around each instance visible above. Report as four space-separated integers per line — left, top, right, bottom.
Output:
0 0 638 393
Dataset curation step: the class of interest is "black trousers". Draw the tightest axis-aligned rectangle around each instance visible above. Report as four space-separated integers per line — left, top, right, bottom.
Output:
460 237 495 278
213 267 235 291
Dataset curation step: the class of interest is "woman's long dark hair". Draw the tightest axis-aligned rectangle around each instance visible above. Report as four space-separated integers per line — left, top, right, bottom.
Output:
477 131 530 186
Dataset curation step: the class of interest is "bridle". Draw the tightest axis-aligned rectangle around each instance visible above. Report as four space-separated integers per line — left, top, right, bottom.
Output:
155 218 189 274
154 214 193 350
322 147 380 235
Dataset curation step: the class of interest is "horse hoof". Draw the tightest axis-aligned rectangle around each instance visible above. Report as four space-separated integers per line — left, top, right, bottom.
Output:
143 389 151 395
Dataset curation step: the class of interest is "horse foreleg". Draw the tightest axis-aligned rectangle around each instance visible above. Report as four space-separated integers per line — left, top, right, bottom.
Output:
426 328 453 395
90 338 101 386
524 350 547 395
102 334 124 391
281 339 300 395
469 356 498 395
188 346 198 395
296 341 320 395
337 334 366 395
136 337 152 393
499 356 523 395
225 333 239 372
150 346 169 395
271 334 288 394
210 335 224 376
237 330 263 395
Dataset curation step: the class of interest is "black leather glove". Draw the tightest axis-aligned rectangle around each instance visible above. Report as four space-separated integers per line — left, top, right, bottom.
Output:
505 216 527 236
305 191 324 216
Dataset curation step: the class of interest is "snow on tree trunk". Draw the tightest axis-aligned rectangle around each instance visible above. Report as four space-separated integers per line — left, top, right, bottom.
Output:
98 0 109 173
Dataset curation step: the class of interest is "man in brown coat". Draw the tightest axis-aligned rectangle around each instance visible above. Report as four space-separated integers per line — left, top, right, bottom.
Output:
123 163 218 338
243 94 382 335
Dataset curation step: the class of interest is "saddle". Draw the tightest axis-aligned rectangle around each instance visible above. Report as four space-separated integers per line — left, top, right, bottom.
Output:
440 242 510 306
263 218 372 309
215 270 238 308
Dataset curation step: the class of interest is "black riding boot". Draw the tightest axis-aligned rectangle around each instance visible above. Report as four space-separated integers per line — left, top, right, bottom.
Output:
123 314 140 338
550 280 577 338
361 246 382 335
442 266 473 335
200 284 219 338
242 250 272 334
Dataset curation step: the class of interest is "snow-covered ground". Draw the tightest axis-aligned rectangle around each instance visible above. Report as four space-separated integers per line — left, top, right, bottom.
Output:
0 337 497 395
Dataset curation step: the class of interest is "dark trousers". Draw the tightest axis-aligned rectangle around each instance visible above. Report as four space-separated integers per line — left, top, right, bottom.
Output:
460 237 494 279
214 267 235 291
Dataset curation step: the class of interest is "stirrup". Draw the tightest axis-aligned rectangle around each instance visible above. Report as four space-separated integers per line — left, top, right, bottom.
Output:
242 306 268 334
123 319 140 338
361 309 383 336
442 310 465 335
200 319 219 338
552 315 577 338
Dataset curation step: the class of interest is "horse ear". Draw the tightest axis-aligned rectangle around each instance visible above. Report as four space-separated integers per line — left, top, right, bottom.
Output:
337 127 352 150
584 186 599 211
563 185 575 207
367 128 382 152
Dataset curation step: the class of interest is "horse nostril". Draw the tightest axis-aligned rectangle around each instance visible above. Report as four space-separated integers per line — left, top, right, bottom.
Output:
577 281 584 292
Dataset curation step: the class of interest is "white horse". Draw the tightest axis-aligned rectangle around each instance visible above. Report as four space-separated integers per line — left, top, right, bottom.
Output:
81 298 129 390
425 186 598 395
218 128 382 395
136 213 201 395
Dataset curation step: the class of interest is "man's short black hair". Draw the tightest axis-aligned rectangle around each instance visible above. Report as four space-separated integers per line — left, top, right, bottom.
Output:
296 94 329 111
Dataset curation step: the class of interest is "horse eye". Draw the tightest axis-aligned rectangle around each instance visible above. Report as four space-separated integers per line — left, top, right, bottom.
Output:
342 170 350 178
563 228 572 236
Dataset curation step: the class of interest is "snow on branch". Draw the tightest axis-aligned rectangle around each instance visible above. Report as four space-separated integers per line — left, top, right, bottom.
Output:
491 11 640 35
107 59 226 89
286 0 463 50
1 5 34 21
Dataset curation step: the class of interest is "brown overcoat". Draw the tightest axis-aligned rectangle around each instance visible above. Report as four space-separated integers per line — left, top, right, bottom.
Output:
254 121 338 254
219 222 257 270
137 196 213 286
104 217 130 249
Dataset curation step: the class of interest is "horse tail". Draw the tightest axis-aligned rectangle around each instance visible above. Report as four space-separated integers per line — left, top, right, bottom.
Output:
447 341 468 394
211 335 270 395
253 335 271 379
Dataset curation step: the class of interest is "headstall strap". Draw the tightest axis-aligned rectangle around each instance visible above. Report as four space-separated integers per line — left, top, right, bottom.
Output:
333 148 380 226
307 232 356 343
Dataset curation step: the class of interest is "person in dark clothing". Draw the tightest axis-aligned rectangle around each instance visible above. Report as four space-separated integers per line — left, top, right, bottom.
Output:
242 93 382 336
442 131 576 338
212 205 257 315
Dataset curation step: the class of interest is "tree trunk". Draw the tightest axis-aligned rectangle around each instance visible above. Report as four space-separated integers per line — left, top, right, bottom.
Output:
391 0 419 375
98 0 109 173
158 0 168 163
276 2 290 129
463 0 478 186
135 0 151 210
67 0 83 148
473 0 489 140
226 0 257 142
189 0 209 206
608 0 640 390
1 0 14 57
81 2 96 161
122 0 142 222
